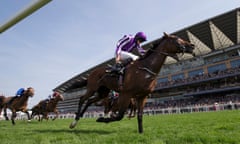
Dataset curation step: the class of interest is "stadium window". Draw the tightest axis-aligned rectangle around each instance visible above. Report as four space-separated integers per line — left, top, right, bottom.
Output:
230 59 240 68
157 77 168 83
188 69 204 77
207 63 226 73
172 73 184 80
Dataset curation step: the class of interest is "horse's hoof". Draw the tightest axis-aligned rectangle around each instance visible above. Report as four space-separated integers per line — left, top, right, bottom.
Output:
28 120 31 122
69 120 78 129
96 117 105 122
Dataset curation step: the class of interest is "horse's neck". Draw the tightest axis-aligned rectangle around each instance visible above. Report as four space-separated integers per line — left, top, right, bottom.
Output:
141 50 167 74
18 95 29 104
49 99 58 106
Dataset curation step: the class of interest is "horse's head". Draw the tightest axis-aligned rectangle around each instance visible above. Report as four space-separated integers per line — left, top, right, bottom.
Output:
157 32 195 61
55 92 64 101
24 87 35 97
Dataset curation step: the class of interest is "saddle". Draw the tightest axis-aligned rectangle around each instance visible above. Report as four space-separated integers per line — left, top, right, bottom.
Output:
41 99 50 109
106 66 124 90
105 58 133 90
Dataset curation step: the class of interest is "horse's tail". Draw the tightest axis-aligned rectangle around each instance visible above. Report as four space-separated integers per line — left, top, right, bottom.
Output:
65 79 88 92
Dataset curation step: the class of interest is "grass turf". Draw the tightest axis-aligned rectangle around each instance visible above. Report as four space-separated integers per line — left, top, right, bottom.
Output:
0 110 240 144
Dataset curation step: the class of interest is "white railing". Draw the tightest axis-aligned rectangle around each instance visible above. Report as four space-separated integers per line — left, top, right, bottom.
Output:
1 103 239 120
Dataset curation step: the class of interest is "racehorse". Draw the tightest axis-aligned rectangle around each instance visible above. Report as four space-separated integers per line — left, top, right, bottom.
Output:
31 92 64 121
96 97 137 119
0 95 9 115
1 87 34 125
69 32 195 133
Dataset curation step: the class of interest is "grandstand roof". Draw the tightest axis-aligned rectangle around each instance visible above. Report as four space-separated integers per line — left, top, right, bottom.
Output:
54 7 240 93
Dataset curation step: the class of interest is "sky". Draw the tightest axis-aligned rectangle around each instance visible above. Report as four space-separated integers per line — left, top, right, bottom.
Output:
0 0 240 108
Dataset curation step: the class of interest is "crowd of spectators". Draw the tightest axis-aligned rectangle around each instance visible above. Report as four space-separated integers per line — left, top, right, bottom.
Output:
144 66 240 114
156 66 240 88
145 94 239 109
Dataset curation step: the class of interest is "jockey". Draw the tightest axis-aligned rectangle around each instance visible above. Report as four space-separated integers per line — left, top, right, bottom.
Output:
42 91 59 108
107 32 147 74
8 88 25 105
52 91 59 98
15 88 25 97
46 91 58 102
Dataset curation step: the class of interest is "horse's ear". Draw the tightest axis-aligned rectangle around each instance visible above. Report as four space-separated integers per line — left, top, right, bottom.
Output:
163 32 169 37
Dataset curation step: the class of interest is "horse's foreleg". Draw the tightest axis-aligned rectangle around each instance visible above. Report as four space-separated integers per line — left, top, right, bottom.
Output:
3 107 9 120
53 110 59 121
75 91 95 120
41 113 47 121
38 114 40 121
11 111 17 125
136 97 147 134
70 91 95 129
24 110 31 121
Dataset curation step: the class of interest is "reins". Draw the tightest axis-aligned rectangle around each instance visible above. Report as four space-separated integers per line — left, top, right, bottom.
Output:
137 37 185 76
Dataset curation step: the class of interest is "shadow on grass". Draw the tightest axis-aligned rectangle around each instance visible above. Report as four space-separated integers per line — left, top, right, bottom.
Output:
33 128 113 135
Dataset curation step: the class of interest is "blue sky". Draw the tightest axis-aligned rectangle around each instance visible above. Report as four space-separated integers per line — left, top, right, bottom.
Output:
0 0 240 107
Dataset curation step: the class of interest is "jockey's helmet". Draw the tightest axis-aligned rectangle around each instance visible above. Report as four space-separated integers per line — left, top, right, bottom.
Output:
135 32 147 42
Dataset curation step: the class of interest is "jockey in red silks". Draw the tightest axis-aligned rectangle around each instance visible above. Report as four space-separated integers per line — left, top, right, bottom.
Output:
107 32 147 74
47 91 59 101
42 91 59 108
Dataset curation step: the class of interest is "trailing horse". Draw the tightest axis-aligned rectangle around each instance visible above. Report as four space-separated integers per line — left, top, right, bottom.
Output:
31 92 64 121
0 87 34 125
96 96 137 119
68 33 195 133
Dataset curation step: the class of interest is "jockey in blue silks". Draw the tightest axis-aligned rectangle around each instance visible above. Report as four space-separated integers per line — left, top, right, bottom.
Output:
107 32 147 74
16 88 25 97
8 88 25 105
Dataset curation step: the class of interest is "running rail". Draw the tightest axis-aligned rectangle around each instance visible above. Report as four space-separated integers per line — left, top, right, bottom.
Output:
0 0 52 33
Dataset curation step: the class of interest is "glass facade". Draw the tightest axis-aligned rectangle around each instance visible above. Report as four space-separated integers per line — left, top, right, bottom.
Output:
188 69 204 77
157 77 168 83
230 59 240 68
172 73 184 80
207 63 226 73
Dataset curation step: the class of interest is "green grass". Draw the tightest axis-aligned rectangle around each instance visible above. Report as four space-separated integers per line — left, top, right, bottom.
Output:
0 110 240 144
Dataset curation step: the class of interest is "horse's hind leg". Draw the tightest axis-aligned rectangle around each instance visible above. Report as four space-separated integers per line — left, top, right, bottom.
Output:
97 94 130 123
75 90 95 120
80 88 110 117
69 90 95 129
80 95 106 117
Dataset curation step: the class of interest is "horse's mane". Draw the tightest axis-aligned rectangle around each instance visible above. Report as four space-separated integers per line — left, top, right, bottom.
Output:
139 36 165 60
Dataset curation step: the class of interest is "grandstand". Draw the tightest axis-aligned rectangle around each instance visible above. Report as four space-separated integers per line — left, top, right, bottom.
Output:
54 8 240 114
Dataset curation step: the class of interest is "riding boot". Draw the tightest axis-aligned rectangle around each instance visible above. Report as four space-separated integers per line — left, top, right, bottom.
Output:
122 58 133 67
106 62 123 74
106 58 133 74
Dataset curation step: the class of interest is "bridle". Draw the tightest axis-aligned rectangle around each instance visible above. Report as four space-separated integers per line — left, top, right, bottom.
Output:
148 36 187 57
138 36 188 76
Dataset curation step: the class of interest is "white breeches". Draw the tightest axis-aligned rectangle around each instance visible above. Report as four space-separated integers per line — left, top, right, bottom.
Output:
118 51 139 61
